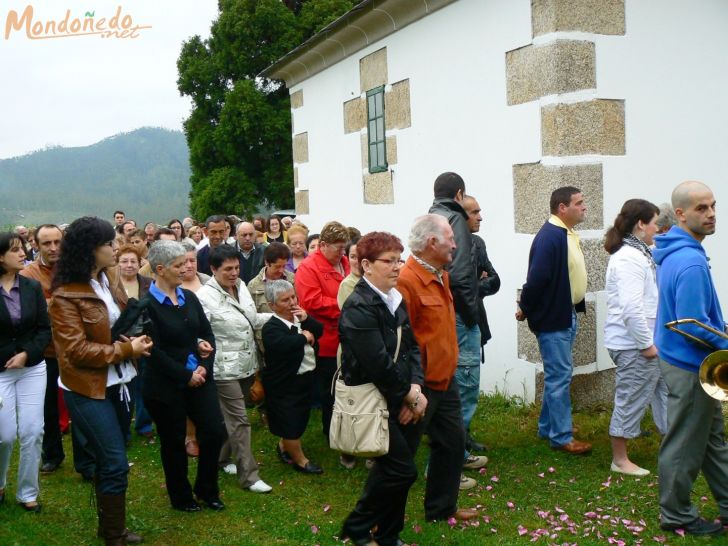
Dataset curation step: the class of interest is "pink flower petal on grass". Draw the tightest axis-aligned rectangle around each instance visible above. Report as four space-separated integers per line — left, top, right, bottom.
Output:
506 501 515 509
310 525 319 534
447 517 457 527
518 525 528 536
491 475 499 483
413 524 422 534
537 472 545 478
675 529 685 537
548 467 556 473
323 504 331 513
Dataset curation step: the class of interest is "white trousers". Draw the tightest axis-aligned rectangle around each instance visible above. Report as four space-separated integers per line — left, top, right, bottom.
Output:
0 362 46 502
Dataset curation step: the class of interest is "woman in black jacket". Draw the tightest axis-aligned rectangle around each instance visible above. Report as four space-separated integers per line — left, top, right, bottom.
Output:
0 232 51 511
141 240 226 512
339 232 426 546
262 279 324 474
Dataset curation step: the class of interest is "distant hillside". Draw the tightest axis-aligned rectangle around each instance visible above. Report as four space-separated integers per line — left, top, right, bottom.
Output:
0 127 191 227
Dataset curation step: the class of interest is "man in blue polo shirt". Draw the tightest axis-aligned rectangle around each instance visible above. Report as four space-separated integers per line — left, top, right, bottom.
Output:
517 186 591 454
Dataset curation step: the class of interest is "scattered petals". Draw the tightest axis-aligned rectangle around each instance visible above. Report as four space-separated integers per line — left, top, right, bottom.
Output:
506 501 515 509
323 504 331 513
518 525 528 536
447 517 456 527
310 525 319 534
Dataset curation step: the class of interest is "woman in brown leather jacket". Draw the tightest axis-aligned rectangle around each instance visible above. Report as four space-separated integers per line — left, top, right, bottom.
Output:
49 217 152 546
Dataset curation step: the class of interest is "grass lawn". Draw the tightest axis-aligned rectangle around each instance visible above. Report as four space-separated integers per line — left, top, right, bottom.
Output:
0 394 719 545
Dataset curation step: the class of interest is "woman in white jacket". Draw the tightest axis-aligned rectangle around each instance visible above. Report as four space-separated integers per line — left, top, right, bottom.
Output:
197 244 272 493
604 199 666 477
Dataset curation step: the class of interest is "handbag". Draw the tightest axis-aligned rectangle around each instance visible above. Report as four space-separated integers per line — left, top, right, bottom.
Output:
328 326 401 457
248 371 265 405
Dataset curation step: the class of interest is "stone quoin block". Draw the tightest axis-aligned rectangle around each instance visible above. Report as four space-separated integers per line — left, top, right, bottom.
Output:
506 40 596 105
295 190 309 215
531 0 625 37
535 367 616 411
343 97 367 134
360 47 388 93
513 162 604 234
541 99 625 156
581 236 609 293
517 299 597 368
385 79 411 129
386 135 397 165
293 167 298 189
363 171 394 204
292 132 309 164
290 90 303 109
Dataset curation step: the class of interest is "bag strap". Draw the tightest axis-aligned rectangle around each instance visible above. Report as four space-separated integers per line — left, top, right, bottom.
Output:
333 325 402 395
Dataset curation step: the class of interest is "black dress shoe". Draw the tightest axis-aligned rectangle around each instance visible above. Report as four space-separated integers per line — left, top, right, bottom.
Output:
172 501 202 512
19 501 42 513
465 432 487 453
293 461 323 474
40 461 62 474
201 498 225 511
661 517 724 536
276 444 293 465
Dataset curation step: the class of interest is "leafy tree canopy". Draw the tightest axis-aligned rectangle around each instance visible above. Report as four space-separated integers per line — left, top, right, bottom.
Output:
178 0 354 220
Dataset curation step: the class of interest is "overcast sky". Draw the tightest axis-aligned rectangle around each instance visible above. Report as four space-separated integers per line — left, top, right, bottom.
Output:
0 0 220 159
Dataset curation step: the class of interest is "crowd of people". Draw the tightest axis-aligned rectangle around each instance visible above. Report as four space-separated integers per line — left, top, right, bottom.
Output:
0 175 726 544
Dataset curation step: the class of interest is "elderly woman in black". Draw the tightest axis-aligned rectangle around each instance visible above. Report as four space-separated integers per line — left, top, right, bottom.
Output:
0 232 51 512
339 232 427 546
142 240 226 512
262 279 324 474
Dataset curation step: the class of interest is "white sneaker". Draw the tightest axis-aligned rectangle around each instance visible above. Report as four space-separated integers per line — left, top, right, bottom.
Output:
459 474 476 490
222 463 237 475
248 480 272 493
463 455 488 470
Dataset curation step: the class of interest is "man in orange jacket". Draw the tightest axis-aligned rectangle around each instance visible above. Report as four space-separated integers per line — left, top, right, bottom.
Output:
398 214 478 523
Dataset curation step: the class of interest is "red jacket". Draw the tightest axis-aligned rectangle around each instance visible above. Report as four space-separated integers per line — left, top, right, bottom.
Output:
397 256 458 391
295 250 350 357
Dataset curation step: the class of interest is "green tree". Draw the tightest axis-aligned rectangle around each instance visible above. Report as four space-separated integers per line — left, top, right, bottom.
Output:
178 0 354 220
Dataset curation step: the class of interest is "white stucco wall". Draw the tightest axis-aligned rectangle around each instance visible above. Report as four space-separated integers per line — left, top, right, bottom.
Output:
290 0 728 401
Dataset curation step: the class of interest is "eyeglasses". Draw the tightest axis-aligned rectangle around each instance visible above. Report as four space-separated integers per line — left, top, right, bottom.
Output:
373 258 405 268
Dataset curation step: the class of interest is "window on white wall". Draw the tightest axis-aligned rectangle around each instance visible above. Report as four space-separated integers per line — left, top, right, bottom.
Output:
366 86 387 173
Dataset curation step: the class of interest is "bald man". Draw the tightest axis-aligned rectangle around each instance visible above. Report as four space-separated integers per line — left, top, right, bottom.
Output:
235 222 266 284
654 180 728 536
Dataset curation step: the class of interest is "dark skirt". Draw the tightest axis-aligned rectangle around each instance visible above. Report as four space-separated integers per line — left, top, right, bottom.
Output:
264 370 313 439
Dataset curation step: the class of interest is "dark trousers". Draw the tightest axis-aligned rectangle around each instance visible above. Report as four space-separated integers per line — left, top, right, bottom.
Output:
404 379 465 520
144 381 225 507
63 390 129 495
342 419 418 546
41 357 65 465
658 360 728 526
131 358 153 435
315 356 336 440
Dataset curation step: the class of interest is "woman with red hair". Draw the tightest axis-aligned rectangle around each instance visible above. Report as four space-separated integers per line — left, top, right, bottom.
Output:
339 232 426 546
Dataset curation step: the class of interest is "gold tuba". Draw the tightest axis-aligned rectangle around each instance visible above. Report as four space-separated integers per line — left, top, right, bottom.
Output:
665 319 728 400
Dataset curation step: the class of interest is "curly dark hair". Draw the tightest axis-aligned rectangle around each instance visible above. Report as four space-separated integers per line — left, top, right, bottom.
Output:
52 216 116 291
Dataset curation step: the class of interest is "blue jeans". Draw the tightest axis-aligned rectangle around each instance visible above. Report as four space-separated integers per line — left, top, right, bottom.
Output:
536 311 577 447
64 390 129 495
454 314 481 459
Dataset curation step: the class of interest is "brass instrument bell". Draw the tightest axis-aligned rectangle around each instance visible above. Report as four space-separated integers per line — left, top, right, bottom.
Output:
665 319 728 401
